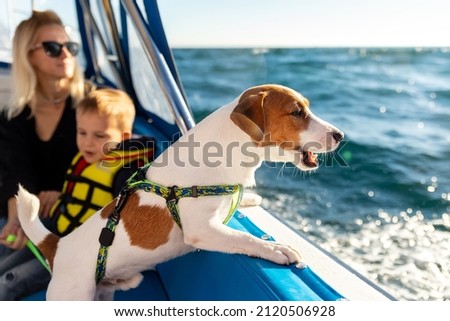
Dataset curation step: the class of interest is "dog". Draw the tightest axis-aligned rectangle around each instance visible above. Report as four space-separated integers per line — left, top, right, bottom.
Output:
17 84 344 300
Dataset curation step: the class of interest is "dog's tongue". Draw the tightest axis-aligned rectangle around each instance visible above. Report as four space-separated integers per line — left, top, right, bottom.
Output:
302 150 318 167
308 151 318 164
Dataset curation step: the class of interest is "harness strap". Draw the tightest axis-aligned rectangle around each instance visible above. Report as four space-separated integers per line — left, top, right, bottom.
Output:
95 216 118 283
95 188 130 283
95 164 243 283
127 180 242 228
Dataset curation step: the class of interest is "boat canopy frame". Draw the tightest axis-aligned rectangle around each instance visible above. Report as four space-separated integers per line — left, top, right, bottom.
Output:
75 0 195 139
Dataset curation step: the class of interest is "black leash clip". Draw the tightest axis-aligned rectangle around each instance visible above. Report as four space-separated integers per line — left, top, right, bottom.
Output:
166 185 179 203
99 227 115 247
99 187 131 247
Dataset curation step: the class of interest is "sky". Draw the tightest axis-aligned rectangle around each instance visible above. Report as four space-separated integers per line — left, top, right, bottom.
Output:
157 0 450 48
2 0 449 49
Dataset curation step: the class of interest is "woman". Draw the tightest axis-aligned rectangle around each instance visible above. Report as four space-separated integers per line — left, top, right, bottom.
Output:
0 10 89 255
0 89 154 300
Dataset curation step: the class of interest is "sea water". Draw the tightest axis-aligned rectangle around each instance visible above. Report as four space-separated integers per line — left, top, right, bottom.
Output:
173 48 450 301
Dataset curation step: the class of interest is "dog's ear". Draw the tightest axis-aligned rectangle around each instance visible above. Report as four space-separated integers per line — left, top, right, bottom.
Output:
230 92 266 142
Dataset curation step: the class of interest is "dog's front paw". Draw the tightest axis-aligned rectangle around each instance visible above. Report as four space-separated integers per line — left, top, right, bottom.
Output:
266 243 302 265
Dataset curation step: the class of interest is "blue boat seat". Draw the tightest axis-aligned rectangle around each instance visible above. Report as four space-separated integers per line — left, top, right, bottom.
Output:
21 211 344 301
154 212 343 300
22 269 168 301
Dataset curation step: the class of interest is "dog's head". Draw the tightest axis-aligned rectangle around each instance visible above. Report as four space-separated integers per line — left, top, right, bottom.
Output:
230 84 344 171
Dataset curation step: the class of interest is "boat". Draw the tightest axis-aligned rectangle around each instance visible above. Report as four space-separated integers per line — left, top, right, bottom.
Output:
0 0 394 301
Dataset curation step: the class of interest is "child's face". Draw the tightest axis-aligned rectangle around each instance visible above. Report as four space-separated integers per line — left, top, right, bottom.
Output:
76 111 126 163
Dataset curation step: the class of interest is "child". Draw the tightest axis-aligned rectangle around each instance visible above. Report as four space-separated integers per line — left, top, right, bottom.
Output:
50 88 154 236
0 88 154 300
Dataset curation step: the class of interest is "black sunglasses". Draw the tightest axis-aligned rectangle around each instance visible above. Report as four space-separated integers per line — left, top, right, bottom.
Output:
31 41 80 57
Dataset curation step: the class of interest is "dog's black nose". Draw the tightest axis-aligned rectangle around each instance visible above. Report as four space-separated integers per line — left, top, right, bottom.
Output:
332 131 344 143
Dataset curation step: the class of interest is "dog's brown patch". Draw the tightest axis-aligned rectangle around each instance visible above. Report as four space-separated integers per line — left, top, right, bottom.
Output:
101 192 174 249
231 91 267 141
38 234 60 269
231 85 311 149
100 199 116 219
263 89 310 150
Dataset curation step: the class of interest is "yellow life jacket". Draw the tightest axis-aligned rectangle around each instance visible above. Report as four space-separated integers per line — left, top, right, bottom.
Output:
50 138 154 236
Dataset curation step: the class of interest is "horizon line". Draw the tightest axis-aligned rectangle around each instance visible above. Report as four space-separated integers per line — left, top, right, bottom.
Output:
169 45 450 49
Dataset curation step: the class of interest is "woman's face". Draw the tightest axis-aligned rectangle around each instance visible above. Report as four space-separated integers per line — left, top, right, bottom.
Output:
29 24 77 80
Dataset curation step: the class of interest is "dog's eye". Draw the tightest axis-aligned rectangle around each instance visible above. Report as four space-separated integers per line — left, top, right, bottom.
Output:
291 110 304 117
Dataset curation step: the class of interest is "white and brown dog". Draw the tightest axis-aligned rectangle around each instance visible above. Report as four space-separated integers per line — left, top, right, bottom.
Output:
17 84 343 300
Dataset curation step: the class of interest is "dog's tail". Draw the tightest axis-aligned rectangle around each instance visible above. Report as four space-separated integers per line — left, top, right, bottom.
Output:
16 184 57 255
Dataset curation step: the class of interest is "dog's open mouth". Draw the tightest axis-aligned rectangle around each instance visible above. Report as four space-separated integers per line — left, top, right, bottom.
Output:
302 150 318 168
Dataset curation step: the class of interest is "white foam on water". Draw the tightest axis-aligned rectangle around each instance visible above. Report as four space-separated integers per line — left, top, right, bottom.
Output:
262 195 450 300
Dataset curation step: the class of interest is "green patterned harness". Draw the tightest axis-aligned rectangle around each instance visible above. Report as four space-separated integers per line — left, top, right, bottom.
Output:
95 163 243 283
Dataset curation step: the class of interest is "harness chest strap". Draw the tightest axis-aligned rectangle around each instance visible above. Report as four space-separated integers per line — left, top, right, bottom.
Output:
95 189 129 283
127 180 243 228
95 165 243 283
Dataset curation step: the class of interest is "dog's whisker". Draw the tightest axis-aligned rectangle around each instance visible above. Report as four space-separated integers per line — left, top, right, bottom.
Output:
277 163 286 179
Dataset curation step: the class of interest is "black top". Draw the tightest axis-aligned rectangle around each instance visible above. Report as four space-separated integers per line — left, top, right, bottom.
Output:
0 98 78 217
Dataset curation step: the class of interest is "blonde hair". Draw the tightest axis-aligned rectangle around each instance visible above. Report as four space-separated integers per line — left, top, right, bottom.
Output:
76 88 135 133
4 10 85 119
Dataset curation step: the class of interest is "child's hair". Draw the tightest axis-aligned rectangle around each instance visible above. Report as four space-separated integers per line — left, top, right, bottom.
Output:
76 88 135 132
